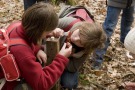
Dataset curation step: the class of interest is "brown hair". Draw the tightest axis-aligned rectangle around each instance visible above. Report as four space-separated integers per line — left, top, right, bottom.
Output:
71 22 106 54
22 2 58 44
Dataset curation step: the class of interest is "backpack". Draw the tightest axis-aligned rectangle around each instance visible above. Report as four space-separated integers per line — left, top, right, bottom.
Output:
58 5 94 32
0 21 28 88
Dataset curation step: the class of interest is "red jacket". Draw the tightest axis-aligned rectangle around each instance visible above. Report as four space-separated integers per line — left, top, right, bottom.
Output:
0 23 69 90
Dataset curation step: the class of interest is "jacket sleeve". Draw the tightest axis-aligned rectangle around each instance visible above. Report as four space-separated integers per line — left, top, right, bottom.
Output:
33 44 41 55
10 45 69 90
58 17 76 31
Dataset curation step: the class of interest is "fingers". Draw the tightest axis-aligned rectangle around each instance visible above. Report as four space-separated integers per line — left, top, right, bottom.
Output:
66 42 71 48
38 56 47 64
61 43 67 50
37 50 47 64
53 28 64 37
38 57 42 64
47 28 64 38
62 42 72 50
68 44 72 50
59 43 72 57
42 56 47 64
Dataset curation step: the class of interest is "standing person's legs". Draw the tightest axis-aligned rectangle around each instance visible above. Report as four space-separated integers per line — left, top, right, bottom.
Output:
23 0 37 10
60 70 78 90
92 6 121 69
23 0 49 11
120 6 134 43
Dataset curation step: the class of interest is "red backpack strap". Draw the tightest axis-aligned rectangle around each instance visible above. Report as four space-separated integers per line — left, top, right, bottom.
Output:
6 21 29 47
9 38 29 47
63 9 93 31
75 9 93 23
6 21 21 35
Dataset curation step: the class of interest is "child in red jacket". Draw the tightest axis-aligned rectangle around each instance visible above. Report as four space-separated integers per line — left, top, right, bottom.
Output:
0 2 72 90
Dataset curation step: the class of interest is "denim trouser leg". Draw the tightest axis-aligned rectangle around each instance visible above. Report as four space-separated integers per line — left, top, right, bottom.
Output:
23 0 37 10
60 70 78 90
23 0 49 10
120 6 134 43
94 6 122 66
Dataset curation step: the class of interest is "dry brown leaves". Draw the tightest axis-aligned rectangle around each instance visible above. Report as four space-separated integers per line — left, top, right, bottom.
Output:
78 0 135 90
0 0 23 28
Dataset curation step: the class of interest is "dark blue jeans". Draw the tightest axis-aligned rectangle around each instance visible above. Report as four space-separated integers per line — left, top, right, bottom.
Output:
23 0 49 10
60 70 78 90
23 0 36 10
94 6 134 67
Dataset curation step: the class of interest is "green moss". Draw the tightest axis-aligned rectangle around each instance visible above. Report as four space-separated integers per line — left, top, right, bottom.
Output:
79 74 90 85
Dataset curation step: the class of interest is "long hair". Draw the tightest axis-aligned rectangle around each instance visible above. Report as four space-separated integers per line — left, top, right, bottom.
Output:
22 2 58 44
71 22 107 54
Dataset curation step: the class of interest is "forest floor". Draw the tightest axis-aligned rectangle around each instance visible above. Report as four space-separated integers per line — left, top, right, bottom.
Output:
1 0 135 90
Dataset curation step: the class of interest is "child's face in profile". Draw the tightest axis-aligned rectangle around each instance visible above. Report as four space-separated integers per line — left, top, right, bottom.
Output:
70 29 84 47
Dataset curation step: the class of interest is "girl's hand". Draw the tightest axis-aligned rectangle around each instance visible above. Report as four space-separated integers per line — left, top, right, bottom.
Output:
37 50 47 64
59 42 72 57
51 28 64 38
